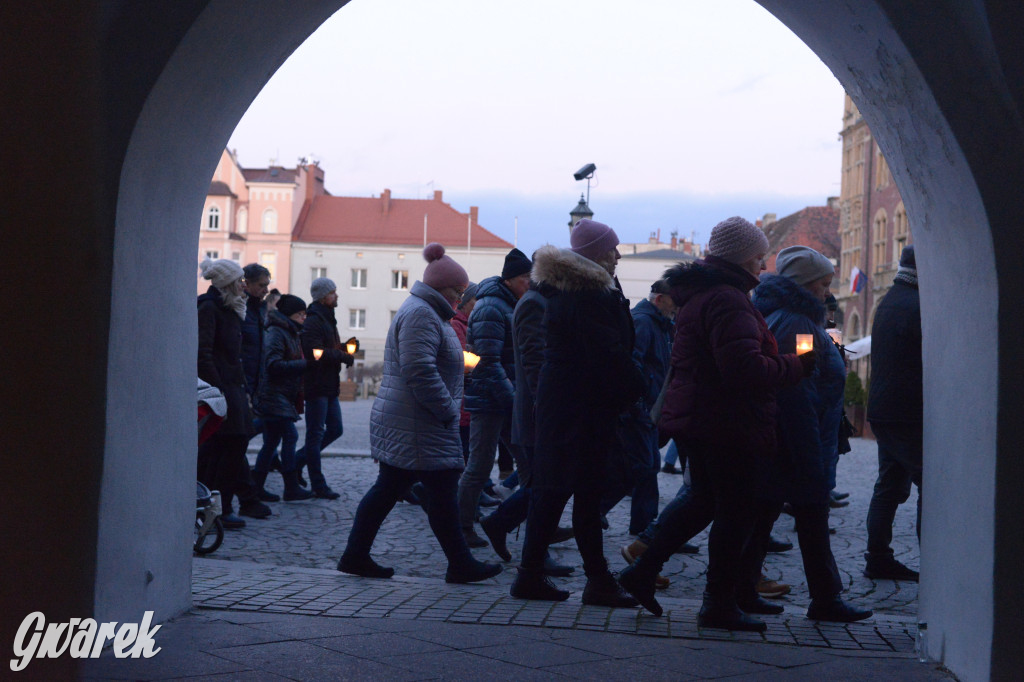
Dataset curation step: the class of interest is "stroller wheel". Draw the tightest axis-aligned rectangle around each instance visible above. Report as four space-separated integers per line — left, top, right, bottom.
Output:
194 515 224 555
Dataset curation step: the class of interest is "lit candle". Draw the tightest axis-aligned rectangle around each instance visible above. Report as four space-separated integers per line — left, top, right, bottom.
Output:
346 341 358 355
463 351 480 370
312 348 323 360
795 334 814 355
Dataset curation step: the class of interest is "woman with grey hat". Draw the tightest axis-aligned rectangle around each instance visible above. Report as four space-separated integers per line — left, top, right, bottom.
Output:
749 245 873 622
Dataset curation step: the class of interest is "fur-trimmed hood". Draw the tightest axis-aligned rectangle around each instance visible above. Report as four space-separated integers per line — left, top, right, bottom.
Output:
752 273 826 325
531 244 614 292
662 256 759 307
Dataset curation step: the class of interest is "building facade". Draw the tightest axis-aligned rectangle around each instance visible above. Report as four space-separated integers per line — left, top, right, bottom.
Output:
291 188 513 365
836 94 912 341
760 200 841 275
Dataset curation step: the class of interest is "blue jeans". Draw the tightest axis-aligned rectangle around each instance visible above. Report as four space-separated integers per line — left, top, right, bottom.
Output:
458 410 516 529
343 462 472 569
295 396 343 492
256 418 298 474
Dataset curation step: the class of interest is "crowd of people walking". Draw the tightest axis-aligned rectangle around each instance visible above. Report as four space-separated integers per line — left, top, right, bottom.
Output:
196 214 922 630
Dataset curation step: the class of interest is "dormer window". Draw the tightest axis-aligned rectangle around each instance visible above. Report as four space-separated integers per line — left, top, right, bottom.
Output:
207 205 220 230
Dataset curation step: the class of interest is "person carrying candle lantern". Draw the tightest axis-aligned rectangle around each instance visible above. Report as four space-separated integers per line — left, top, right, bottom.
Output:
509 219 644 607
294 277 355 500
617 216 812 629
338 243 502 584
457 247 533 548
746 245 873 622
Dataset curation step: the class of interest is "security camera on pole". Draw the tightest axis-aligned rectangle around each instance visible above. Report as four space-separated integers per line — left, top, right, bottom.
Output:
569 163 597 234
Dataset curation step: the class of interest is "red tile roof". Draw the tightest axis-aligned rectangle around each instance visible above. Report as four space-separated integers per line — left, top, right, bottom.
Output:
242 167 298 184
764 205 840 272
293 192 512 248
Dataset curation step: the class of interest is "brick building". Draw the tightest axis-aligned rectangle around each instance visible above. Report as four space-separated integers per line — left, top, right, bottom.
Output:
759 200 841 274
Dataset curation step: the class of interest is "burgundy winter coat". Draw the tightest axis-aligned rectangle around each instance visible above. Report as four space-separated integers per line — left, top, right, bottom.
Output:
450 309 472 428
659 256 803 456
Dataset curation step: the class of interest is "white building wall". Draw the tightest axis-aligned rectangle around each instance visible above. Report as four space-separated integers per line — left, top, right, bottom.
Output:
292 243 508 364
616 256 688 306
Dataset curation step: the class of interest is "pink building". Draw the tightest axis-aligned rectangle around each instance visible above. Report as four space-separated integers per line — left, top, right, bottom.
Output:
197 149 326 293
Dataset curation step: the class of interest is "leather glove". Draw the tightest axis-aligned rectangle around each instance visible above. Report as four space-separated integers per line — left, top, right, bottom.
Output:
341 353 355 367
798 350 818 377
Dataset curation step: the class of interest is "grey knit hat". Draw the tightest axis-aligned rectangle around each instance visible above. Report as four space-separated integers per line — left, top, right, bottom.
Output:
775 245 835 285
706 216 769 265
459 282 479 309
310 277 337 302
199 258 244 289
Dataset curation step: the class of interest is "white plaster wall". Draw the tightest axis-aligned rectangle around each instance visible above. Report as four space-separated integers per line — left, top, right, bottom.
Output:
98 0 347 624
617 257 689 305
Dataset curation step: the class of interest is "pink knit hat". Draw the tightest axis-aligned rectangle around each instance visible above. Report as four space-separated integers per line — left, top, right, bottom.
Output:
706 216 769 265
570 218 619 261
422 243 469 290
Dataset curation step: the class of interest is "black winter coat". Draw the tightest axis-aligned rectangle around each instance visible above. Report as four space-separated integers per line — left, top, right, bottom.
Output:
511 283 553 448
241 294 266 397
197 286 253 436
530 246 645 490
254 310 309 420
300 302 353 399
464 276 518 413
868 280 922 423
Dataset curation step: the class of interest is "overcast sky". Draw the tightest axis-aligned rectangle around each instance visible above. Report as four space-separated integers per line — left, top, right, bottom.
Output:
228 0 845 254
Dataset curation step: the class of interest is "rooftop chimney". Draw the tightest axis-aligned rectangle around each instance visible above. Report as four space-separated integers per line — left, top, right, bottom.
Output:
433 190 443 202
469 206 478 224
671 235 678 250
382 188 391 216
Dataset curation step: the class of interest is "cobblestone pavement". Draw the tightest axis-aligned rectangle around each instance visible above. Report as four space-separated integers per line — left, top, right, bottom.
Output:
231 399 920 619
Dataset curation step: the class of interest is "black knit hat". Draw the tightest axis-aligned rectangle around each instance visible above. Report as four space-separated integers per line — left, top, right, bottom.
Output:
501 248 532 280
899 244 916 268
276 294 307 317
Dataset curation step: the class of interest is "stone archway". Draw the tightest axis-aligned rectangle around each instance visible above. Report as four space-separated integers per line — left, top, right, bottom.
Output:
4 2 1021 680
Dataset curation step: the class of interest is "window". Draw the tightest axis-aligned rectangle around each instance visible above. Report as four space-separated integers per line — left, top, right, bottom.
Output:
872 210 888 273
206 206 220 230
231 251 241 262
391 269 409 290
893 203 909 261
389 310 398 323
312 266 326 279
351 268 367 289
349 309 366 330
259 252 276 282
204 250 219 260
874 146 891 189
236 208 247 234
262 208 277 234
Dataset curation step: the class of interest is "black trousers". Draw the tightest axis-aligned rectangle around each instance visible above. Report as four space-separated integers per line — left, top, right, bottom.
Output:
641 439 760 599
746 500 842 602
197 433 253 511
520 485 607 578
866 421 923 556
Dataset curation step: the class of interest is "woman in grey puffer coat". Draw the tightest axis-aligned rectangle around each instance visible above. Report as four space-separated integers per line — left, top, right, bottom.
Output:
338 244 502 585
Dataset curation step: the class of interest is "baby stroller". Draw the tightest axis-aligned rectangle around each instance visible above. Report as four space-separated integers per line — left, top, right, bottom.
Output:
195 379 227 555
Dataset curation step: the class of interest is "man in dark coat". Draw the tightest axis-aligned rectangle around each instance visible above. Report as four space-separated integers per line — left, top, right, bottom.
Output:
509 219 644 608
240 263 271 398
457 249 532 546
294 277 355 499
197 259 269 527
618 217 811 630
864 244 922 581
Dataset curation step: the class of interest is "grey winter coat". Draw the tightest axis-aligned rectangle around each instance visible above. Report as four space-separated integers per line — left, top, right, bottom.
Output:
369 281 465 471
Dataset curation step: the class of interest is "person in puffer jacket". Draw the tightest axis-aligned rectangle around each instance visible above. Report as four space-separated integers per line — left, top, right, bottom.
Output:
337 244 501 585
252 294 314 502
457 248 533 547
751 246 872 623
618 217 811 631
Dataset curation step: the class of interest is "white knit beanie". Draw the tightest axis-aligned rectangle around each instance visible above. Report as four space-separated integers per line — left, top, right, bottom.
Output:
706 216 770 265
199 258 244 289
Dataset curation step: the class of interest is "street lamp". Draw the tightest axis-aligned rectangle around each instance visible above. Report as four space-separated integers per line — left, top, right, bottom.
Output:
568 193 593 232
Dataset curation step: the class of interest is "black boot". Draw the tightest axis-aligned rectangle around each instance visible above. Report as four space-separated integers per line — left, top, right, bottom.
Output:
737 593 785 615
252 470 280 502
698 592 766 632
479 514 511 561
510 568 570 601
807 597 873 622
582 572 640 608
445 558 503 584
337 553 395 579
282 471 313 501
618 559 663 616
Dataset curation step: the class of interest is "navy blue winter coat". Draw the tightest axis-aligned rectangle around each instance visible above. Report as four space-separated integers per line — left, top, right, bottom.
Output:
753 274 845 504
631 297 674 410
464 275 517 413
241 294 266 397
254 310 309 421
